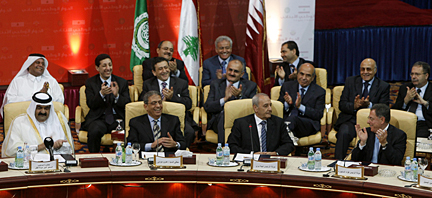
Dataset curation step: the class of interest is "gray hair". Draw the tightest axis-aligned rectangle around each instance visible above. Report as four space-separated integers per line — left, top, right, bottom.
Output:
252 93 269 107
143 90 161 104
214 35 233 49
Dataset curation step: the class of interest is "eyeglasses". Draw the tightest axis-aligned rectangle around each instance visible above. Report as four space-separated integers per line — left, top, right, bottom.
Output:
147 101 162 105
410 72 426 77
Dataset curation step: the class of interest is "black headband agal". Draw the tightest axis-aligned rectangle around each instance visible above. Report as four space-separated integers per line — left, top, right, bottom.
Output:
32 92 52 104
29 53 45 58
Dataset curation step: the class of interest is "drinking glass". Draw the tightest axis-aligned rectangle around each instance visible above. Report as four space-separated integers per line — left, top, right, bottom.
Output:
30 145 37 161
418 158 429 175
132 143 140 162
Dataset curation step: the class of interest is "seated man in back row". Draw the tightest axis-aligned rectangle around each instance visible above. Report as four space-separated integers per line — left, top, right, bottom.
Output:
352 104 406 165
128 91 186 152
278 63 325 143
2 92 73 157
227 93 294 156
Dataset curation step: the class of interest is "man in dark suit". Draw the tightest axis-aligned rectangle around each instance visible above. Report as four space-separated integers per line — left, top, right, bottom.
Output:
141 41 189 83
127 91 185 152
139 57 195 147
334 58 390 160
274 41 308 86
228 93 294 156
204 59 257 143
201 35 248 87
278 63 325 140
83 54 131 153
352 104 406 165
393 61 432 138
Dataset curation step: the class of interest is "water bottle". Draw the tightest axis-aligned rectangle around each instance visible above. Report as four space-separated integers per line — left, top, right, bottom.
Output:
24 145 30 167
115 143 122 164
223 143 230 166
404 156 412 180
307 147 315 170
125 142 133 164
216 143 223 166
315 148 322 170
412 158 419 180
15 146 24 168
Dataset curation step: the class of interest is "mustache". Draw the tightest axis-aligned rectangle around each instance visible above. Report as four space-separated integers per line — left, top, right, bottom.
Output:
164 52 172 56
38 113 47 116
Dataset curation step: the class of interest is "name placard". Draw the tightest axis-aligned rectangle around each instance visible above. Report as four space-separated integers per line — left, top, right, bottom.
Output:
335 165 364 179
418 174 432 188
154 155 183 168
250 159 280 173
29 159 59 173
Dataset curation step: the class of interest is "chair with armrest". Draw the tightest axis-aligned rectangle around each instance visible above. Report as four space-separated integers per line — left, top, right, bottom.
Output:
354 109 416 164
326 86 352 145
3 101 69 136
125 101 186 139
223 99 284 144
76 85 136 145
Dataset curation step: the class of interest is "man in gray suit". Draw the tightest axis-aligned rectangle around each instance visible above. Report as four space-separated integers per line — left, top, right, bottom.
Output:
201 35 248 87
204 59 257 143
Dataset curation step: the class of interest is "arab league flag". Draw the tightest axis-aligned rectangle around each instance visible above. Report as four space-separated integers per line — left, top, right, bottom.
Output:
130 0 150 71
178 0 199 85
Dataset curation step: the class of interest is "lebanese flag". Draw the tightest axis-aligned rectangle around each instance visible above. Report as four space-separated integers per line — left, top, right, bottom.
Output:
178 0 200 86
245 0 270 93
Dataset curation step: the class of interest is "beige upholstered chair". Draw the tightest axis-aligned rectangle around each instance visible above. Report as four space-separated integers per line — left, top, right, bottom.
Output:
326 86 351 145
355 109 417 164
3 101 69 136
76 85 135 145
124 101 186 139
132 65 199 123
223 99 284 144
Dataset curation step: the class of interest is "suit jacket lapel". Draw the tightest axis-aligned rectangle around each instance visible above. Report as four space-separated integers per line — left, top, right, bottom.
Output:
265 117 276 150
160 114 168 138
355 77 363 96
250 117 261 152
219 80 227 98
302 84 314 104
142 115 154 141
369 78 379 100
151 78 161 93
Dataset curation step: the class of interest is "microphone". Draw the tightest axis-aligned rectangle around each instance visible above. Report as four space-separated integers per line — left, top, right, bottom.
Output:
44 137 54 161
343 139 361 167
247 124 254 166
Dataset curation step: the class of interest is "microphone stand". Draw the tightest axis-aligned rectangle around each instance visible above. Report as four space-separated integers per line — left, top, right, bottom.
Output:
248 124 254 166
343 140 361 167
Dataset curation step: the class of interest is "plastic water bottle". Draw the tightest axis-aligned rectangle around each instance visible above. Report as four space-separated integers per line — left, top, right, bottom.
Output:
24 145 30 167
115 143 122 164
315 148 322 170
223 143 230 166
216 143 223 166
125 142 133 164
15 146 24 168
412 158 419 180
307 147 315 170
404 156 412 180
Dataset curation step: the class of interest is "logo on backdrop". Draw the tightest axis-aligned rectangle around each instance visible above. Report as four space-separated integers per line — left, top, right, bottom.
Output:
131 12 150 60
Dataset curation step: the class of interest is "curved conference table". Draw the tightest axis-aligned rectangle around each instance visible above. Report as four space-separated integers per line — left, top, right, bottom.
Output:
0 153 431 198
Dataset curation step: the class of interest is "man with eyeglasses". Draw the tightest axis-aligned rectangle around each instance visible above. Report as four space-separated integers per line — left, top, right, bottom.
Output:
201 35 248 87
334 58 390 160
393 61 432 137
127 90 185 152
141 41 189 83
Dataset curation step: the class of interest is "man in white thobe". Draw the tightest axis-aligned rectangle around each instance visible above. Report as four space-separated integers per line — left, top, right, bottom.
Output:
0 53 64 117
1 92 73 158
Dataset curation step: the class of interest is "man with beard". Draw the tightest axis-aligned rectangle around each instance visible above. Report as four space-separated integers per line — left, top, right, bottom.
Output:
83 54 131 153
127 91 186 152
2 92 73 157
393 61 432 138
141 41 189 83
204 59 257 143
201 35 248 87
227 93 294 156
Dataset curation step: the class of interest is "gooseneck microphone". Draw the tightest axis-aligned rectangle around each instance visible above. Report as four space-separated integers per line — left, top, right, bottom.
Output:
44 137 54 161
343 139 361 167
249 124 254 164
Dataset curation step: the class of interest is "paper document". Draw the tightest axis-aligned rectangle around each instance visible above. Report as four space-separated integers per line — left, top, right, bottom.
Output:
336 161 361 167
54 155 66 163
142 152 165 159
33 154 50 162
234 153 260 162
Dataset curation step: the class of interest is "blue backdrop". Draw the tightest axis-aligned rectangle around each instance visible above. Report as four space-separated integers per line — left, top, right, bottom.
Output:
314 26 432 85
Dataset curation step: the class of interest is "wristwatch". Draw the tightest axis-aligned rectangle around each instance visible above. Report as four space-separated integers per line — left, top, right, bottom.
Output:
176 142 181 149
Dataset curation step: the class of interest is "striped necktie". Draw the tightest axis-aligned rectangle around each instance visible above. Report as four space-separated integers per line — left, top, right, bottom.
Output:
153 120 163 152
260 121 267 152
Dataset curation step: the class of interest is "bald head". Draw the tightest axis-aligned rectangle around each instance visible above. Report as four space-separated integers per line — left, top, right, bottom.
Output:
297 63 315 87
360 58 377 81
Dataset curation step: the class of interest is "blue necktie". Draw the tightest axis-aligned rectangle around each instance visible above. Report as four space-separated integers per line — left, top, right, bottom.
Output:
362 81 369 99
300 88 306 99
161 82 167 100
372 136 380 163
221 60 227 74
260 121 267 152
289 64 295 73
